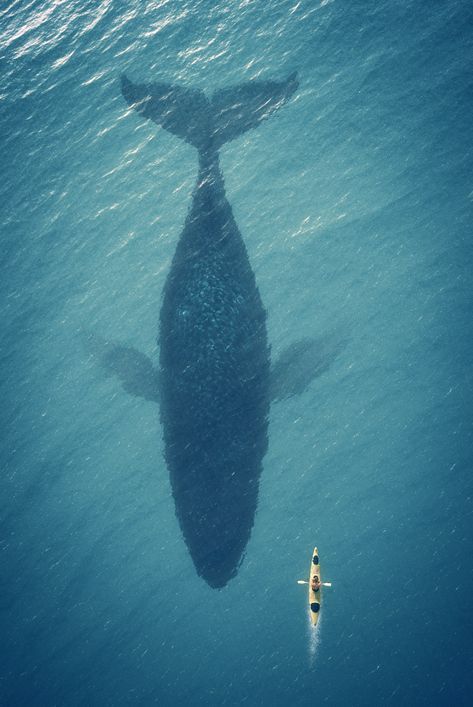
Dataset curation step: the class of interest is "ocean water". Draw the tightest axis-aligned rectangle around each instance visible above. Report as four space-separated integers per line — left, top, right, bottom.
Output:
1 0 472 705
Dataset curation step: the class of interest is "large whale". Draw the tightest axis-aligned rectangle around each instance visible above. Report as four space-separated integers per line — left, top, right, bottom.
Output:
90 73 343 588
121 72 298 588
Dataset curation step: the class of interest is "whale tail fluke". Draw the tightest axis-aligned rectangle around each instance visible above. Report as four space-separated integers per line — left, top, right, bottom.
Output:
211 71 298 148
121 72 298 150
121 74 210 150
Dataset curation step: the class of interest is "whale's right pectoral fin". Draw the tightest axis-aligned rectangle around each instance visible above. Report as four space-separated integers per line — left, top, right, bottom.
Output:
121 74 210 149
83 332 160 404
211 71 299 148
102 343 160 403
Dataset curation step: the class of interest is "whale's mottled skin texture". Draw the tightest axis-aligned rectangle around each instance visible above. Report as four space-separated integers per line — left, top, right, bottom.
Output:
159 150 270 587
121 73 298 587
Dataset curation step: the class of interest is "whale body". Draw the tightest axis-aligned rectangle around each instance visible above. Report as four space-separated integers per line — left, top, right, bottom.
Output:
121 72 298 587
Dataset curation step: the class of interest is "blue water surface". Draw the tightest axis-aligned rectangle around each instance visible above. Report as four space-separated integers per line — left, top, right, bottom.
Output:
1 1 472 705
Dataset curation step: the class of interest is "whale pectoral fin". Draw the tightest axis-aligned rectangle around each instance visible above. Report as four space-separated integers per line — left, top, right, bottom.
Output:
270 333 346 402
211 71 299 148
83 332 160 403
121 74 209 148
102 343 161 403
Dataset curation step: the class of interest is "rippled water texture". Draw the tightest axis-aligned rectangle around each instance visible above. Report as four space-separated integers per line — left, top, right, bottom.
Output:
1 1 472 705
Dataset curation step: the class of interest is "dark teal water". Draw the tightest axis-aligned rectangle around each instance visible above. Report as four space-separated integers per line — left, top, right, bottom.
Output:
1 1 472 705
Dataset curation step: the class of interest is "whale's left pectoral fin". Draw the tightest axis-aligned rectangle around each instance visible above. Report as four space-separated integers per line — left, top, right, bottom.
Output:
270 333 347 402
84 332 160 403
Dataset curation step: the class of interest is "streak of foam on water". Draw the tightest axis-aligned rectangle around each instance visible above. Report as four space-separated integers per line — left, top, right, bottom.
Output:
307 612 322 669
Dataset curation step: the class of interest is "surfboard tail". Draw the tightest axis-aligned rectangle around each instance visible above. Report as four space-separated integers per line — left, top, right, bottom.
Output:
121 72 298 151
